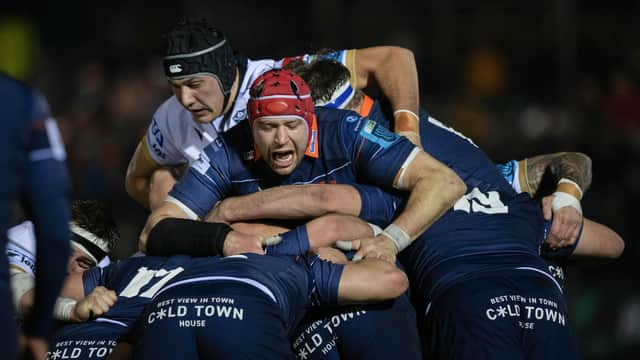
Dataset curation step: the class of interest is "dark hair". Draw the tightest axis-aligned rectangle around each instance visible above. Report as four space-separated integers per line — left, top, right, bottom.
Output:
286 59 352 105
71 200 119 252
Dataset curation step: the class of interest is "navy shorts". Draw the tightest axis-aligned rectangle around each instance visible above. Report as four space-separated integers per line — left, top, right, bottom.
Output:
47 322 123 360
292 317 340 360
134 281 293 360
294 291 422 359
421 269 578 360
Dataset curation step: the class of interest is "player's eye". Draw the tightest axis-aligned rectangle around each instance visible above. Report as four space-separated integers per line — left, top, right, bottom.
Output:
285 121 300 129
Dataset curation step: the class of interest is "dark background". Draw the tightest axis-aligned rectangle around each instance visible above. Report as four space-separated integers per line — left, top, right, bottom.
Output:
2 1 638 358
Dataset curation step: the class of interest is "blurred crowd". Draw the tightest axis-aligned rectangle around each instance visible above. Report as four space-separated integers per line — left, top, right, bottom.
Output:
1 1 638 358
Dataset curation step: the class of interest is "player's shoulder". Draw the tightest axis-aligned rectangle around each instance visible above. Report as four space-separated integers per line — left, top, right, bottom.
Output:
7 220 36 252
315 107 362 125
151 96 192 131
0 74 51 121
240 58 280 91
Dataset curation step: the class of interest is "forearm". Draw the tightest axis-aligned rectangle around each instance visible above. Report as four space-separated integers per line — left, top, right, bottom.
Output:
526 152 592 197
125 138 161 209
306 214 373 248
355 47 419 135
139 201 191 253
264 214 374 256
393 165 466 242
212 184 361 223
356 47 419 116
125 175 151 209
338 258 408 303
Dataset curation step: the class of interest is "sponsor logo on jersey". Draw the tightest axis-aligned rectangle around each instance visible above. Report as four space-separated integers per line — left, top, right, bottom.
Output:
169 64 182 74
359 119 397 148
149 119 167 159
345 115 359 123
497 160 516 184
232 109 246 121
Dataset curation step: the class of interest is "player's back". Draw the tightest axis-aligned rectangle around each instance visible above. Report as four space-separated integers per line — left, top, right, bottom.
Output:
413 120 546 304
82 255 193 327
157 254 325 331
361 104 548 300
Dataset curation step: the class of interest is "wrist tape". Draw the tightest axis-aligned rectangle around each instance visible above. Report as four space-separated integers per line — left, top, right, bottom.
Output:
558 178 583 198
552 191 582 215
381 224 411 252
54 297 77 321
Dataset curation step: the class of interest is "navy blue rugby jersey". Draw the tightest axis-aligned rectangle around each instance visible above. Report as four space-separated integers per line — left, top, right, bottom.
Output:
169 107 416 219
83 254 344 334
360 103 550 302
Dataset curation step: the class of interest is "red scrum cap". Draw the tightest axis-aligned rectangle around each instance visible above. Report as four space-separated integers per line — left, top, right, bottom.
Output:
247 69 318 158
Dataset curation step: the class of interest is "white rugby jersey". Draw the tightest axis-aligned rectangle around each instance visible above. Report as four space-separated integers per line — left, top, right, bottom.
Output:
6 221 37 275
145 58 284 166
6 220 111 276
144 50 356 166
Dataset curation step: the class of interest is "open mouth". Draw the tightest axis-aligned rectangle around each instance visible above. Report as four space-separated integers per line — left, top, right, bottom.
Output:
271 150 294 168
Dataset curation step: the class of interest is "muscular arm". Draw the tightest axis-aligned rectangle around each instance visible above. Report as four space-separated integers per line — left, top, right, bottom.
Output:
522 152 592 198
125 137 161 209
353 47 421 143
337 258 408 304
391 150 466 240
207 184 362 223
234 214 373 248
353 149 466 262
138 201 191 252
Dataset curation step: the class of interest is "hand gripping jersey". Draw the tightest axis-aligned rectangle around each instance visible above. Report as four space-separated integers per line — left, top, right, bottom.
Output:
496 160 581 290
48 255 189 360
145 50 357 167
169 107 416 221
1 74 70 354
361 103 577 358
359 102 554 304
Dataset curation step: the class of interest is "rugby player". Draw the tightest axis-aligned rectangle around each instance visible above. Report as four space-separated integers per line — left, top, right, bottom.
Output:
1 73 71 359
125 18 422 210
8 200 118 320
152 68 580 358
138 69 465 265
51 212 408 359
